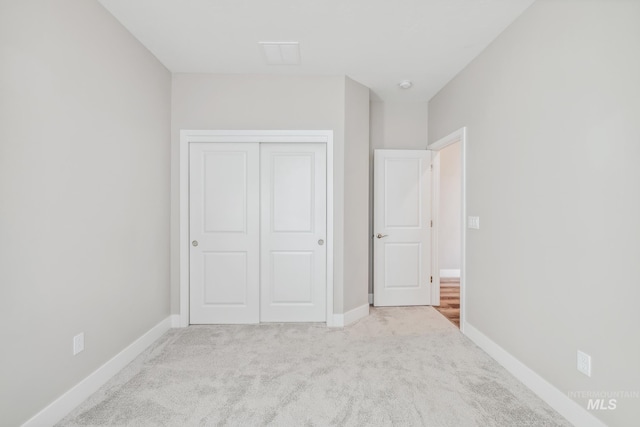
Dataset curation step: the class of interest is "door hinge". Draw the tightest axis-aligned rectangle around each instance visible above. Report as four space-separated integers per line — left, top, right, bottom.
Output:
430 276 433 283
430 220 433 228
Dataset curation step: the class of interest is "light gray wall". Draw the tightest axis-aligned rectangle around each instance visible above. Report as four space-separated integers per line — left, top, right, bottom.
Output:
428 1 640 425
438 142 461 272
0 1 171 426
369 101 429 293
171 74 370 315
343 77 370 311
370 101 429 151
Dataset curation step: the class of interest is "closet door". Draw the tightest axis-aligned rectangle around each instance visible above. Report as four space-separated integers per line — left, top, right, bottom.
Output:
189 142 259 324
260 143 327 322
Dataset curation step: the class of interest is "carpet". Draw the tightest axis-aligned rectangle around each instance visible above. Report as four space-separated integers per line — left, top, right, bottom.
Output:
58 306 569 426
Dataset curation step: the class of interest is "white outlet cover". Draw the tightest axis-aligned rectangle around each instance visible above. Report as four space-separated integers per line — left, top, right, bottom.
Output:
577 350 591 377
467 216 480 229
73 333 85 355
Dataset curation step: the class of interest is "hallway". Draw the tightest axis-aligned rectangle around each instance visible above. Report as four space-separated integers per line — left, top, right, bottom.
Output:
434 279 460 328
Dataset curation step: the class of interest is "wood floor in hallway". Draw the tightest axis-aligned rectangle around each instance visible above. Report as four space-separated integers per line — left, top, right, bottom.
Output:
434 280 460 328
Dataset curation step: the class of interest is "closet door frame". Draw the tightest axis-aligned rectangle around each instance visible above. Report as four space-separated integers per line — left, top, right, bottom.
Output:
179 130 335 327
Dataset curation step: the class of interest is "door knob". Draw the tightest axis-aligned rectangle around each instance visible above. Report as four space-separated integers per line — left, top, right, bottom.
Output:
318 239 324 246
192 240 198 247
376 233 388 239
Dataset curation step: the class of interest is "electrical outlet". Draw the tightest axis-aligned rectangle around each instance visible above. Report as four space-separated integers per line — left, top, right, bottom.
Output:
73 333 84 355
577 350 591 377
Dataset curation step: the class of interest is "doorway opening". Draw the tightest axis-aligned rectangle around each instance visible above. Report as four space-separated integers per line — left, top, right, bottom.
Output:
429 128 466 331
434 141 461 327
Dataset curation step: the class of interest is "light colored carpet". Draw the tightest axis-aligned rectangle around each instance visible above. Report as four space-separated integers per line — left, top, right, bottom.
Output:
58 307 569 426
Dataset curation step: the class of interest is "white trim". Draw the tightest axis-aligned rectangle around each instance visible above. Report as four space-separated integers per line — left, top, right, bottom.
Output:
325 134 335 327
464 322 606 427
170 314 182 328
428 127 466 332
368 293 374 305
430 150 441 306
179 133 189 327
22 316 174 427
440 269 461 279
331 313 344 327
428 127 465 151
179 130 335 327
331 303 370 327
344 303 370 326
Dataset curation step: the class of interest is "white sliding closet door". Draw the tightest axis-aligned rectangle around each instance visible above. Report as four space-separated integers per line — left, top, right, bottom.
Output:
189 142 260 324
189 142 327 324
260 143 327 322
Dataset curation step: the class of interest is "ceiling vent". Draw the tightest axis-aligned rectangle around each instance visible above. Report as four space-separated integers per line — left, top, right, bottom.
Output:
259 42 300 65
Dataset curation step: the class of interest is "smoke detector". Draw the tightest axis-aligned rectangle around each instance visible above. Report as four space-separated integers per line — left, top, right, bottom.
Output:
398 80 413 89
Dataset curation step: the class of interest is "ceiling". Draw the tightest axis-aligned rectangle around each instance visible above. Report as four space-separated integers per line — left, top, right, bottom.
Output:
97 0 535 102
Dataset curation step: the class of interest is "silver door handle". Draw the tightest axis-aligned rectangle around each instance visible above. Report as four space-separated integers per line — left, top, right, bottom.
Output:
192 240 198 247
318 239 324 246
376 233 388 239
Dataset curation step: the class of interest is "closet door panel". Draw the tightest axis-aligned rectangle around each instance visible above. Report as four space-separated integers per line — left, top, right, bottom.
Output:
260 143 327 322
189 142 259 324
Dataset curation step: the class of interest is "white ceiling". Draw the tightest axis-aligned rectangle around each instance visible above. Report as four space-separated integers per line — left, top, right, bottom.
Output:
98 0 535 102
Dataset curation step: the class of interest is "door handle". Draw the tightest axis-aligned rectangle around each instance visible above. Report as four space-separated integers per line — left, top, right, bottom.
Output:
376 233 388 239
192 240 199 247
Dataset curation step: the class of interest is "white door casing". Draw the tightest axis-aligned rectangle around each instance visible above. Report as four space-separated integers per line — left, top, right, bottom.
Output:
374 149 432 306
431 151 441 306
260 143 327 322
428 127 467 332
189 142 260 324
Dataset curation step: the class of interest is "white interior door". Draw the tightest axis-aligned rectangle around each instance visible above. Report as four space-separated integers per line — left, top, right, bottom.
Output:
189 142 260 324
260 143 327 322
374 149 432 306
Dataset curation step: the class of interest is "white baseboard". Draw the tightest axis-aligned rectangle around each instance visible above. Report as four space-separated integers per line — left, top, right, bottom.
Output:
344 303 369 326
368 293 374 304
463 322 606 427
170 314 182 328
330 303 370 327
330 313 344 327
23 316 174 427
440 269 460 278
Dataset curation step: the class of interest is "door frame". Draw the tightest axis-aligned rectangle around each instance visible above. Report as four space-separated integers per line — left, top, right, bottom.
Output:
179 130 334 327
428 127 467 332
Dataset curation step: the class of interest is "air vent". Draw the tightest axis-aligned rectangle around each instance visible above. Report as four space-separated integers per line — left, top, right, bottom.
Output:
259 42 300 65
